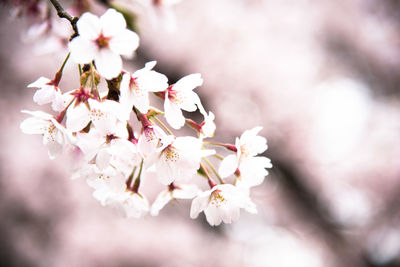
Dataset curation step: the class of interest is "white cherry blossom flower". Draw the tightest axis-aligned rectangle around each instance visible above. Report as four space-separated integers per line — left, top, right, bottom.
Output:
108 191 150 218
151 184 199 216
75 120 129 163
190 184 257 226
137 124 166 158
20 110 74 159
148 135 215 185
66 95 128 133
69 8 140 79
28 77 65 111
120 61 168 114
81 164 127 205
164 73 203 129
96 139 142 176
219 126 272 187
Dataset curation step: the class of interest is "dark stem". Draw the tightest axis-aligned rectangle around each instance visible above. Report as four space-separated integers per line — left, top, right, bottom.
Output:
48 0 79 38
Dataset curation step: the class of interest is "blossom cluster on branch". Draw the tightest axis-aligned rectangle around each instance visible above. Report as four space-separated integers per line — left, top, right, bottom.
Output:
20 6 272 226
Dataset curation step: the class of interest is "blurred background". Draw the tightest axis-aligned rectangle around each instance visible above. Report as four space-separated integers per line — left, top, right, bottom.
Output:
1 0 400 266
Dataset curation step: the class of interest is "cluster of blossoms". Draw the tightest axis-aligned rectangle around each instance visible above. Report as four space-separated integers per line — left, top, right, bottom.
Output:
20 8 272 226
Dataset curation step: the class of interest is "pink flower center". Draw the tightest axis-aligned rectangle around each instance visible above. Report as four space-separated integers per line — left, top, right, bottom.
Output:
95 34 110 49
71 87 93 105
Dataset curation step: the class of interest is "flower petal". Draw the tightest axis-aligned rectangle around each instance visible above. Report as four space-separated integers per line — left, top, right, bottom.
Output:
95 49 122 80
20 117 48 134
69 36 97 64
218 154 239 178
164 94 185 129
66 103 91 132
27 77 50 88
150 190 172 216
77 12 101 40
109 29 139 57
173 73 203 92
190 191 210 219
100 9 126 37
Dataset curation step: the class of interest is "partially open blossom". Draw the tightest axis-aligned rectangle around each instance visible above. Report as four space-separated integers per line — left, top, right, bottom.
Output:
120 61 169 114
200 111 216 138
69 8 140 79
164 73 203 129
219 126 272 187
28 77 65 111
190 184 257 226
20 110 74 159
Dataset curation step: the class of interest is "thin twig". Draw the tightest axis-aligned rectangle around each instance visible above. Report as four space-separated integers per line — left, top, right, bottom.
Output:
48 0 79 38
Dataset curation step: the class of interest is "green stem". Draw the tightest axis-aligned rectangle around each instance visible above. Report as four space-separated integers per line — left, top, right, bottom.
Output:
151 116 173 135
203 157 224 184
199 162 217 188
131 160 144 193
213 153 224 161
53 52 70 86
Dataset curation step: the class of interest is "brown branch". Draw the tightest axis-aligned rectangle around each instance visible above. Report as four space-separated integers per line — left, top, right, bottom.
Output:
48 0 79 38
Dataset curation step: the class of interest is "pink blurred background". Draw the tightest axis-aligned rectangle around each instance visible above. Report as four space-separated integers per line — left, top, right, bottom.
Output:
1 0 400 266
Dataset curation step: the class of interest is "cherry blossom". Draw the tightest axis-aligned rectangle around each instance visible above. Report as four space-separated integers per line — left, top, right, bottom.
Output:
199 111 216 138
66 95 128 133
164 73 203 129
108 191 150 218
190 184 257 226
69 8 140 79
82 164 127 205
151 183 199 216
219 126 272 187
20 110 74 159
28 77 65 111
120 61 169 114
147 135 215 185
19 6 272 226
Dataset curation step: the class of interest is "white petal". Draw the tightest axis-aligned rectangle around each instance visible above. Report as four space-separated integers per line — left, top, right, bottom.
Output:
156 159 175 185
179 91 200 112
69 36 96 64
204 205 223 226
45 139 63 159
218 154 239 178
173 73 203 92
190 192 210 219
21 110 53 120
66 103 91 132
172 184 199 199
133 92 150 114
164 95 185 129
77 12 101 40
96 148 112 170
27 77 50 88
100 9 126 37
95 49 122 80
150 190 172 216
20 117 48 134
109 29 139 57
144 61 157 70
33 86 55 105
51 91 66 112
136 70 168 93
